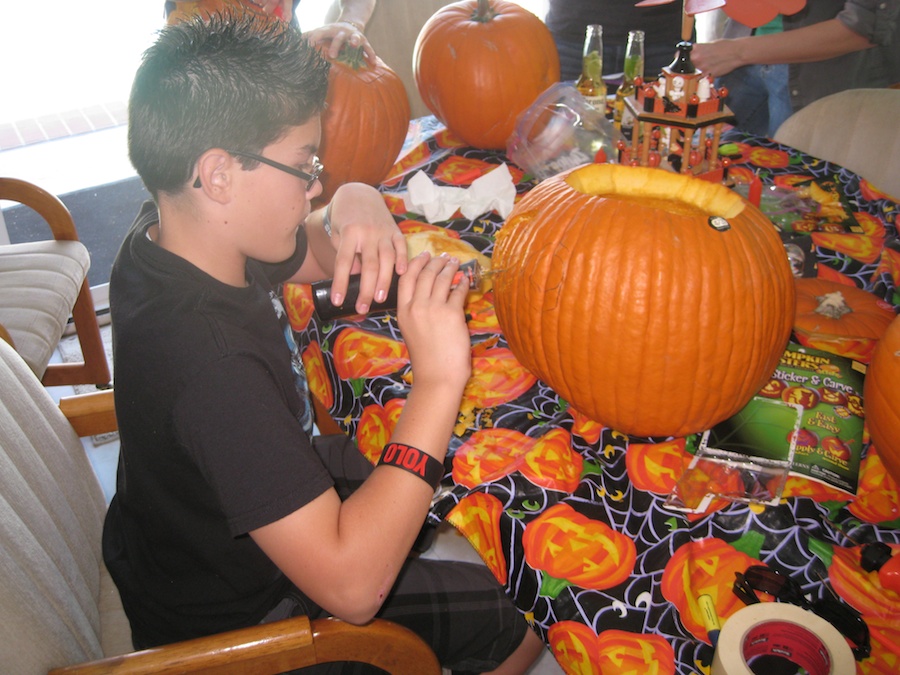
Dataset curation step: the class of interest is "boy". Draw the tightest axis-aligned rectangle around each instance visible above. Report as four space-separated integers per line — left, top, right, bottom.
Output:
103 10 543 673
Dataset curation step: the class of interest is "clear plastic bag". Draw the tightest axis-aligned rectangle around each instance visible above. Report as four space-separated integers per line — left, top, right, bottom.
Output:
506 83 624 182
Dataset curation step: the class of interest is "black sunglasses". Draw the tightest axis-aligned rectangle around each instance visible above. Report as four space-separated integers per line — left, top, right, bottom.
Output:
192 150 324 191
733 564 871 661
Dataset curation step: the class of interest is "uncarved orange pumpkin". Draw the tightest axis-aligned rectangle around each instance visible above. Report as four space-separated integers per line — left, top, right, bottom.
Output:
413 0 560 150
793 278 895 363
166 0 266 24
864 315 900 484
315 45 410 206
492 164 796 438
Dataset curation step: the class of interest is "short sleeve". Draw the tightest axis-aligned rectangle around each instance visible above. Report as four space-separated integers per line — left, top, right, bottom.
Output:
838 0 900 46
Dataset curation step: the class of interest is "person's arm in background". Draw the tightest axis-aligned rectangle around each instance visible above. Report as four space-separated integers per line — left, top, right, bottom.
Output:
692 18 873 77
304 0 378 62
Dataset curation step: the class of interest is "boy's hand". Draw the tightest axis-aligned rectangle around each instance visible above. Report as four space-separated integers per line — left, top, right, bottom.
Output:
327 183 407 315
397 253 472 391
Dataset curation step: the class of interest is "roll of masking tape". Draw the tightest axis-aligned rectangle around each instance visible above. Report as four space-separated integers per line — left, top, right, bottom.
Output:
711 603 855 675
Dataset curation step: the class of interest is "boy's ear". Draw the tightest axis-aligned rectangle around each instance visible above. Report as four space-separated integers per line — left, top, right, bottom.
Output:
194 149 235 204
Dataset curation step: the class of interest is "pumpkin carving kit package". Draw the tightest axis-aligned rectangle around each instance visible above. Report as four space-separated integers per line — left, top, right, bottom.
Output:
667 343 867 513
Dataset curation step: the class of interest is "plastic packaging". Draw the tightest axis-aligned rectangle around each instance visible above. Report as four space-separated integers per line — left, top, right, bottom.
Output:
507 83 624 182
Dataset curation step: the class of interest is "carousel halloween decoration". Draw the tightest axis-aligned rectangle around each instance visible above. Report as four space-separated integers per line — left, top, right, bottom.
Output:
616 40 733 180
620 0 809 180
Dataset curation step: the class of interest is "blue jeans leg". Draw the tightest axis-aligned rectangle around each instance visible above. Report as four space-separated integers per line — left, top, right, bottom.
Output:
718 63 791 137
764 63 791 137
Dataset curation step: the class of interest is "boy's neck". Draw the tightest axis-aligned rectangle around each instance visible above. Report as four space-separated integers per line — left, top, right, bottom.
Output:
156 201 249 288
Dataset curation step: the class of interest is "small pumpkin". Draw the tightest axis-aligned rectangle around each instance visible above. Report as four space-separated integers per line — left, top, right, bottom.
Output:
166 0 267 24
316 45 411 205
793 278 896 363
864 315 900 485
413 0 560 150
492 164 796 438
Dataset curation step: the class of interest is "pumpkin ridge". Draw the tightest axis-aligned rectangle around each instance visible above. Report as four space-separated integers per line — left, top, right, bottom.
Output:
498 182 567 384
718 214 784 420
557 199 599 416
530 187 579 388
546 195 598 399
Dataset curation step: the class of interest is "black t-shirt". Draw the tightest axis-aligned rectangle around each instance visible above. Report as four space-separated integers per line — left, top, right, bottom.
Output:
103 201 334 648
545 0 683 48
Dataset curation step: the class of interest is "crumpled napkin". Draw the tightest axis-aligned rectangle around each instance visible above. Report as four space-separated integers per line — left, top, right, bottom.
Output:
403 163 517 223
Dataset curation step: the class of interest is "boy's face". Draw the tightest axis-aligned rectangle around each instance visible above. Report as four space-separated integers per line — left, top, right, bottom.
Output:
230 117 323 264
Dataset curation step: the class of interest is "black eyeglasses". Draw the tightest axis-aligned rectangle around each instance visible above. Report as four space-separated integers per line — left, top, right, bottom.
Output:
192 150 324 191
733 564 871 661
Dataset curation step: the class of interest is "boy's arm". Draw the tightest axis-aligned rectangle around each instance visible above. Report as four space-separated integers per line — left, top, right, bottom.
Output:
251 253 471 624
289 182 407 315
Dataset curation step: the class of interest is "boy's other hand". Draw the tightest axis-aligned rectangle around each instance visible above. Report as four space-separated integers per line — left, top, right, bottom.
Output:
327 183 407 315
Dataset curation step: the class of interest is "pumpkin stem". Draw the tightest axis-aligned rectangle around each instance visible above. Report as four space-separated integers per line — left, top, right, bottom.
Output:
814 291 853 320
336 43 367 70
473 0 497 22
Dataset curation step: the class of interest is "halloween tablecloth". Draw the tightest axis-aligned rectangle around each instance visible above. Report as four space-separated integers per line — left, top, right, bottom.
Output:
284 119 900 674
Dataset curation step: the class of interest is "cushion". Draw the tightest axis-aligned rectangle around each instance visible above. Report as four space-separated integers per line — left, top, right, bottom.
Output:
0 239 90 379
774 88 900 199
0 338 119 671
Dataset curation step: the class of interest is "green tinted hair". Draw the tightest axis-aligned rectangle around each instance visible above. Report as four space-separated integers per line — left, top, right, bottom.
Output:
128 10 330 198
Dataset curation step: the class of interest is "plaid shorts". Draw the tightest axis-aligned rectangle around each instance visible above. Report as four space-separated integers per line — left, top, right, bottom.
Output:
260 435 529 673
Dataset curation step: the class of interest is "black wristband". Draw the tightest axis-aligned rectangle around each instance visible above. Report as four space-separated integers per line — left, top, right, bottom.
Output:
378 443 444 490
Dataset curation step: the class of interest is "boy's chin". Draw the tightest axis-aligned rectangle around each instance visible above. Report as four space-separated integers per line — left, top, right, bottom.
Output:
259 240 297 264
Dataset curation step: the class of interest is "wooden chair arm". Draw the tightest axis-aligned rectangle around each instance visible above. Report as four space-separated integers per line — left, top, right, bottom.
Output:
312 617 441 673
59 389 118 437
49 615 316 675
49 616 441 675
0 177 79 241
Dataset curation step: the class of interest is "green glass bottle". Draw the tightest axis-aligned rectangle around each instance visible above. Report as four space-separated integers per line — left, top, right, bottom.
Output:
613 30 645 132
575 24 606 112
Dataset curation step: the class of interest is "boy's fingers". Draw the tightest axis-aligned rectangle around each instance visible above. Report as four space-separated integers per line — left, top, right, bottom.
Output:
392 233 409 275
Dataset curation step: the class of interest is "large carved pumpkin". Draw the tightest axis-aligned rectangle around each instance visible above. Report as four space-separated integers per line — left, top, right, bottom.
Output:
413 0 560 150
492 164 796 438
864 315 900 484
317 45 410 205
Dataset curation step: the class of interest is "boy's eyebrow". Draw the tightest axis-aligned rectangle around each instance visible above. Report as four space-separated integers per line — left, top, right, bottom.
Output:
297 143 319 156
